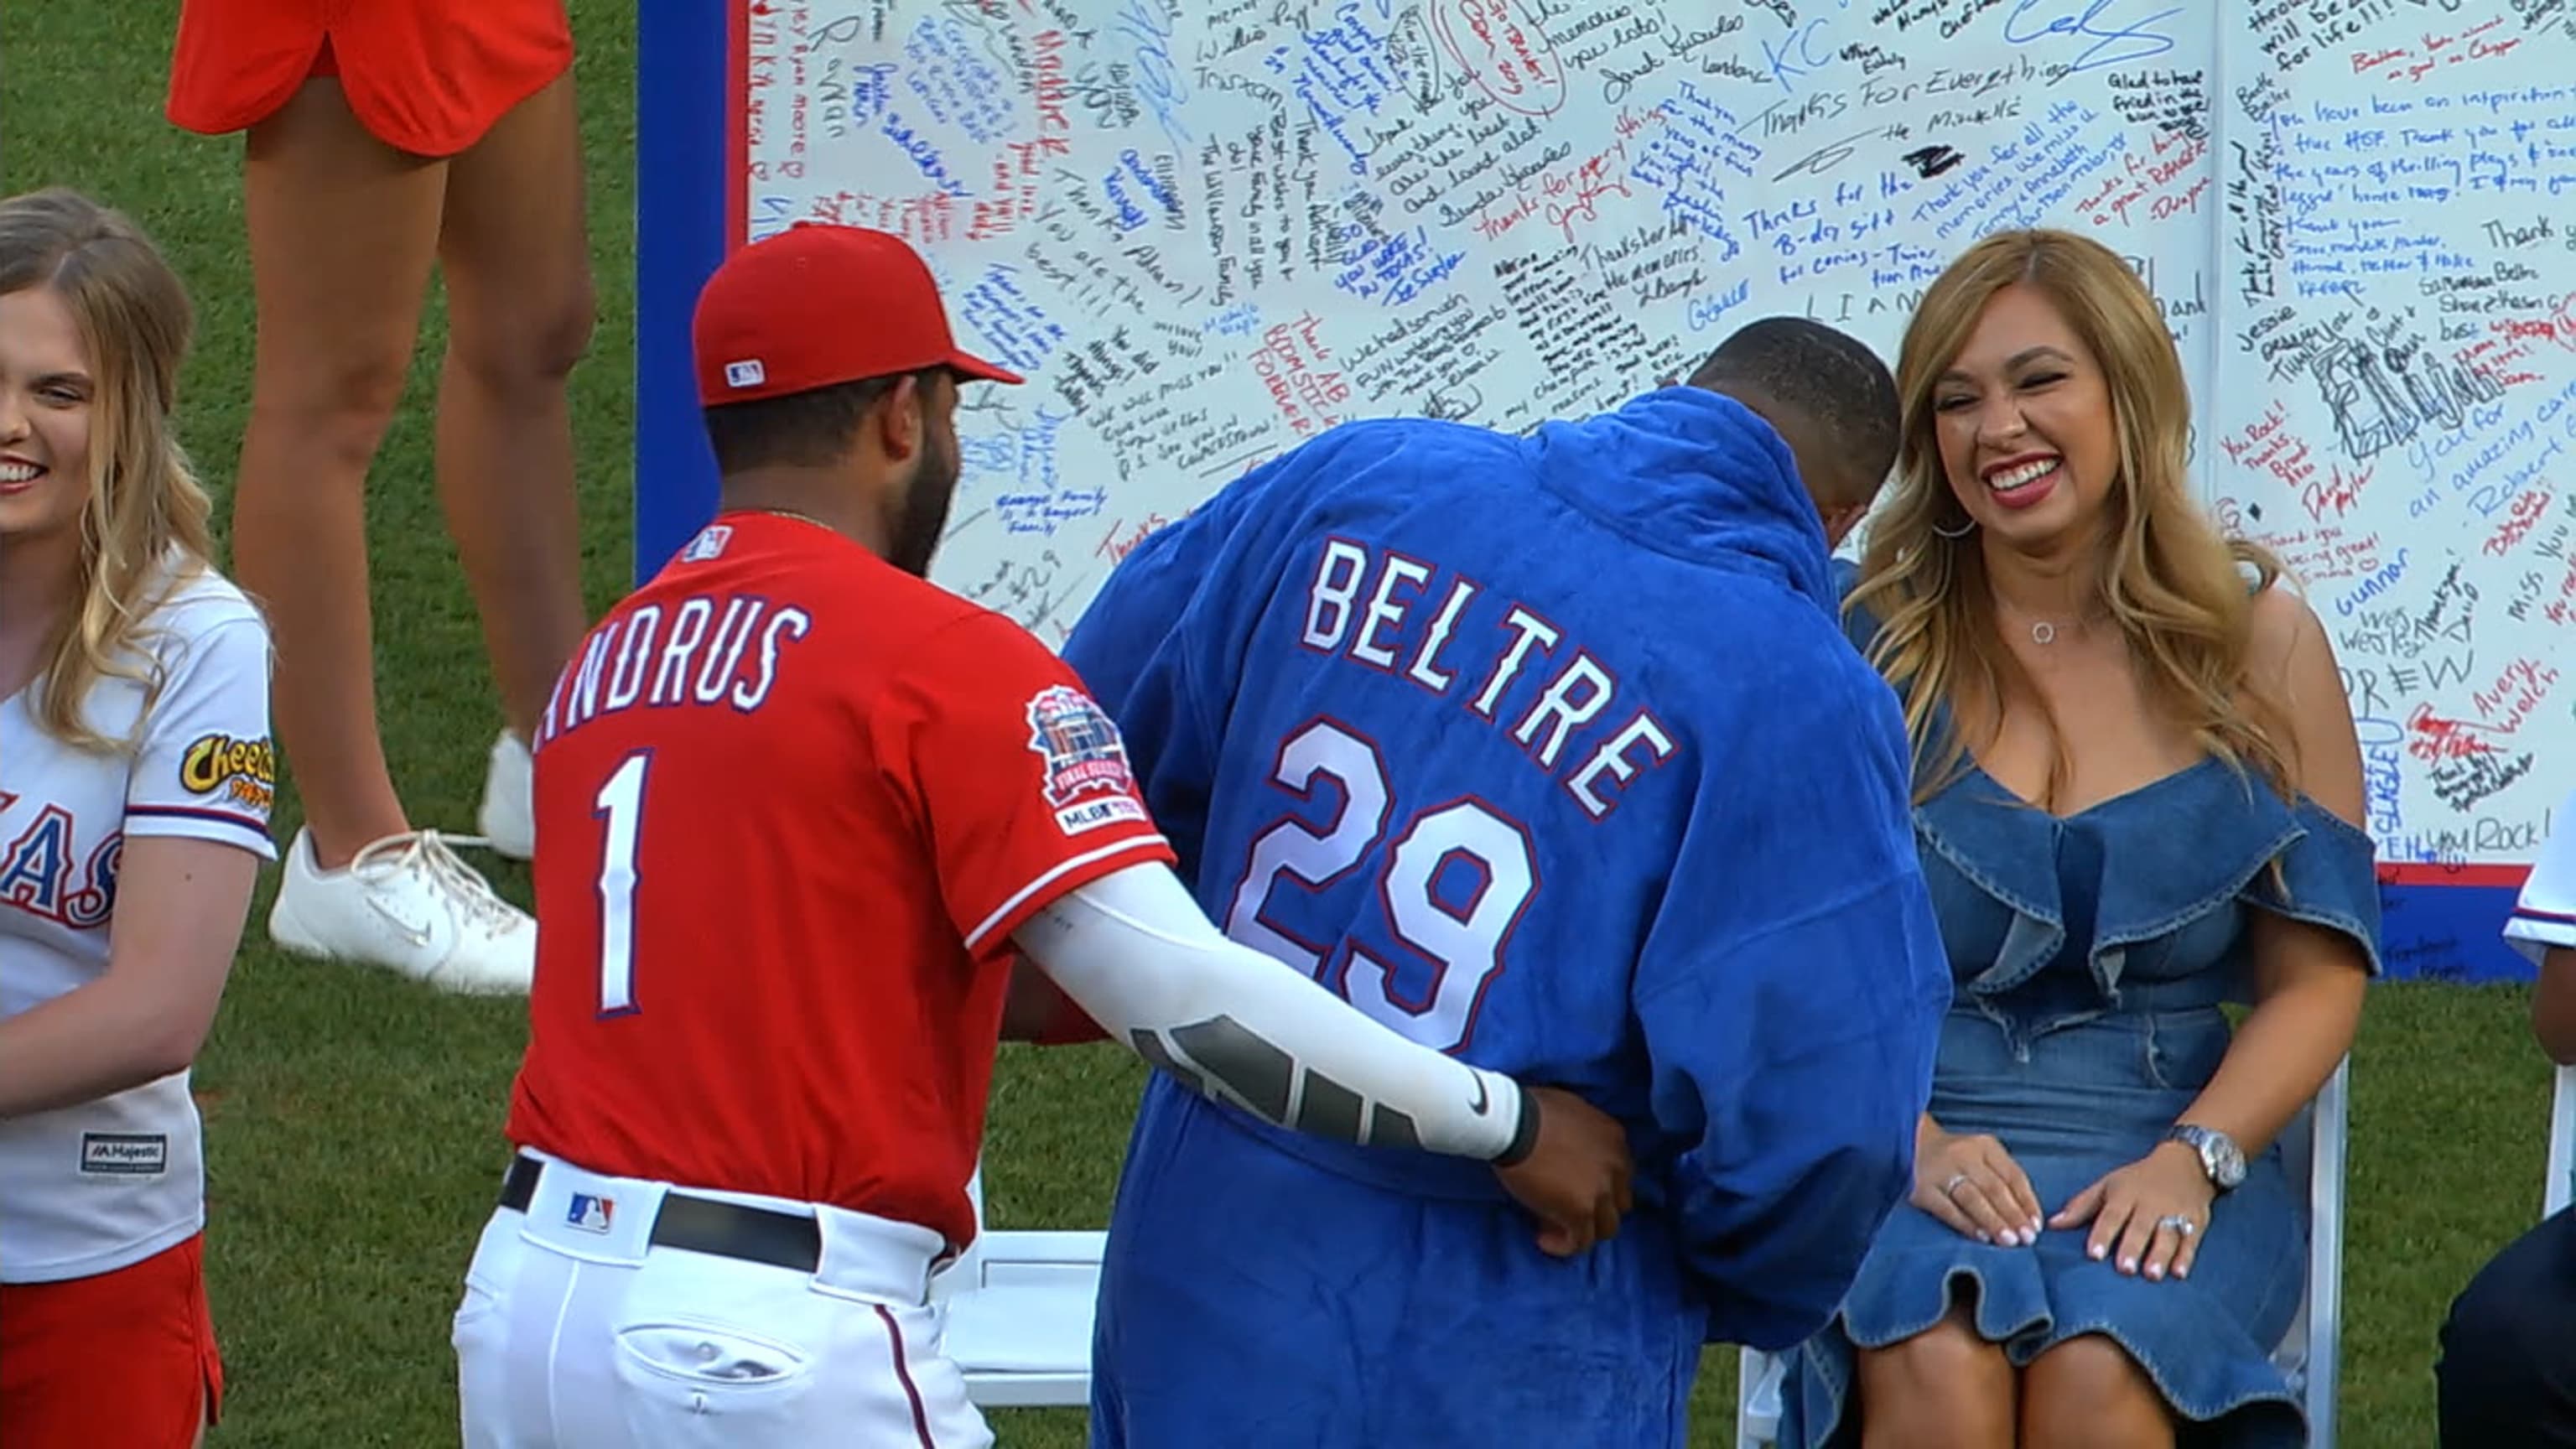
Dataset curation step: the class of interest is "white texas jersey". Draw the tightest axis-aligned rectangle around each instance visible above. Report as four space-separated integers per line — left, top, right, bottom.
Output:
0 563 275 1284
2506 785 2576 966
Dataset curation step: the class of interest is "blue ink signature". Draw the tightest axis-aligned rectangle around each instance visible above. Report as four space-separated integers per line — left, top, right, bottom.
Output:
1760 19 1838 94
2002 0 2181 74
1114 0 1193 148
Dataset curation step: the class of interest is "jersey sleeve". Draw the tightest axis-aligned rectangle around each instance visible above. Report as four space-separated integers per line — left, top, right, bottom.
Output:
877 610 1176 954
1061 513 1227 883
2506 783 2576 963
1631 644 1950 1351
127 612 279 859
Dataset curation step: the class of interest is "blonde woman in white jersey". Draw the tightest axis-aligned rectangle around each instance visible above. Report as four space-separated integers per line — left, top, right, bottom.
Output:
0 189 275 1449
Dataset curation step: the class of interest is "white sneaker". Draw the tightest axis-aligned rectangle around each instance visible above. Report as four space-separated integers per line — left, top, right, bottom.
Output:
268 827 536 995
478 730 534 860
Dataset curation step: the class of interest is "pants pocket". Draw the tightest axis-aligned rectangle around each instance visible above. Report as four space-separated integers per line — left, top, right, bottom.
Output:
610 1317 820 1441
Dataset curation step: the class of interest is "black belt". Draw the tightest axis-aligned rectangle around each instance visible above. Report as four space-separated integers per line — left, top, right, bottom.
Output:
498 1155 823 1274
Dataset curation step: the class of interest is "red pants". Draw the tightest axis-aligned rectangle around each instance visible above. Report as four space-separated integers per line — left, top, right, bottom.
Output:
166 0 574 158
0 1235 222 1449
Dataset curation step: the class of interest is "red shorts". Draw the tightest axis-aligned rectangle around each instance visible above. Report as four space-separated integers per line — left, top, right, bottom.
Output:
165 0 574 158
0 1235 222 1449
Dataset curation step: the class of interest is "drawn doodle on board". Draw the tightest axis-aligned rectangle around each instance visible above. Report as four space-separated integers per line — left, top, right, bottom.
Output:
1422 382 1485 421
1903 145 1966 179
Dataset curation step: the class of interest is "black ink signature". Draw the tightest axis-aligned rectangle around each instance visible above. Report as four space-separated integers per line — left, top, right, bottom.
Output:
1770 125 1893 183
806 13 875 50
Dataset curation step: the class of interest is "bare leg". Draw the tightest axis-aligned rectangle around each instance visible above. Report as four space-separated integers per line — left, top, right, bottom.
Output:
2021 1334 2178 1449
236 81 447 869
1854 1305 2017 1449
434 70 597 739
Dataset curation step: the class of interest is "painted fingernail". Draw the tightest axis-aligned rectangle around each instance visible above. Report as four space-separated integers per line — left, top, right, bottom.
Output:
1976 1231 1992 1243
2090 1244 2107 1259
2121 1257 2138 1272
2147 1264 2164 1280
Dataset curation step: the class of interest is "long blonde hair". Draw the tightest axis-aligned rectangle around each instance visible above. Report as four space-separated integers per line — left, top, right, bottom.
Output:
1843 228 2293 809
0 187 216 752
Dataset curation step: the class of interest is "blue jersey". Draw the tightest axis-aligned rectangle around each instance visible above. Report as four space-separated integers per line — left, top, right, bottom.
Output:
1062 388 1951 1448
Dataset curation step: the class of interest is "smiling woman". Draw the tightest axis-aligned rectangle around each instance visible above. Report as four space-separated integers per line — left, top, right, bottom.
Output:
1780 227 2381 1449
0 186 275 1449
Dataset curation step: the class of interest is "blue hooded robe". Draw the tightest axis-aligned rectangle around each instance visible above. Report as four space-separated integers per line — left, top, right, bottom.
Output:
1058 388 1951 1447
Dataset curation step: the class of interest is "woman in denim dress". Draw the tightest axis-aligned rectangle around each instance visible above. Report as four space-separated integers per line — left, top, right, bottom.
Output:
1778 229 2381 1448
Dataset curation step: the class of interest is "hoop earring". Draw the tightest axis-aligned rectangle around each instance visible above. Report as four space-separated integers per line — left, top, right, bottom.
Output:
1933 516 1977 539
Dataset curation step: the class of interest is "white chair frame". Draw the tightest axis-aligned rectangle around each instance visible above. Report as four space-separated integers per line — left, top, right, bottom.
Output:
2545 1063 2574 1220
930 1169 1108 1409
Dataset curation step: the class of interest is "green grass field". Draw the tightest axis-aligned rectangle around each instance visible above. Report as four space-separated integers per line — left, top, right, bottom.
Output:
2 5 2562 1444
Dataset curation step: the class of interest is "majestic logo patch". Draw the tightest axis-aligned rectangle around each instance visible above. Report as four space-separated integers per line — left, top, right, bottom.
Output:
80 1132 168 1176
1025 685 1148 834
180 733 276 814
567 1193 616 1234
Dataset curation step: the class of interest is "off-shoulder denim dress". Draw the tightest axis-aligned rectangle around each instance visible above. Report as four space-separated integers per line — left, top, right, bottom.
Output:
1779 612 2383 1447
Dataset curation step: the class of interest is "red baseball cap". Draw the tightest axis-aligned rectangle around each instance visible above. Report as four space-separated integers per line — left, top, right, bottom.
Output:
691 223 1024 405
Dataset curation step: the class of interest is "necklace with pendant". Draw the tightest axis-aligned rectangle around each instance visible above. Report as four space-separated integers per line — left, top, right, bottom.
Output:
2005 605 2101 646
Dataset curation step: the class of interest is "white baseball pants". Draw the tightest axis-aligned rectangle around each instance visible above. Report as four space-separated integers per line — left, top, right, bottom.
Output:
453 1151 995 1447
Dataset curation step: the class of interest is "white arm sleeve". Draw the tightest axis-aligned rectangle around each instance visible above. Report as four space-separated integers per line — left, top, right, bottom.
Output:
1010 863 1536 1164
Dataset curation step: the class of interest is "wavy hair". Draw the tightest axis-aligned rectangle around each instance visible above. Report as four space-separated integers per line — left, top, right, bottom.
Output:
1 187 216 751
1842 228 2293 809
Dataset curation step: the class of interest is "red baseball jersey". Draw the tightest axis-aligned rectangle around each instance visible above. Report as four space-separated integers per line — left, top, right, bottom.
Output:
504 512 1173 1249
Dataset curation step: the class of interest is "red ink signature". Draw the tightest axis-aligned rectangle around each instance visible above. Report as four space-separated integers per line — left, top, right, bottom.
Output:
1429 0 1567 118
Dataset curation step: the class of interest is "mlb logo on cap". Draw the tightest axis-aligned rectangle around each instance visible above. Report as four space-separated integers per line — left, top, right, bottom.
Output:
690 222 1025 406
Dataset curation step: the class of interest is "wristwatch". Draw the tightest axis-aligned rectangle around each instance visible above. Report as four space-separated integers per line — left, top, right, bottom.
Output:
2165 1124 2247 1191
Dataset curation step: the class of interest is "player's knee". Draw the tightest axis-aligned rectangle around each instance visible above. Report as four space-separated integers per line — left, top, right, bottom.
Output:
1856 1309 2012 1447
449 272 597 390
2020 1333 2166 1447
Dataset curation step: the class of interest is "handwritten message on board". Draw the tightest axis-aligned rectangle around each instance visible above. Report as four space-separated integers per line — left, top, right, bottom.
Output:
738 0 2576 891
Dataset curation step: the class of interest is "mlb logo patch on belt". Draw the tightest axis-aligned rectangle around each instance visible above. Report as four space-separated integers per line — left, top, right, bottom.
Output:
567 1192 617 1233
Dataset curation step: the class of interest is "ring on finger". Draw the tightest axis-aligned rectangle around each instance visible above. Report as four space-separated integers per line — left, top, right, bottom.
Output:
1942 1172 1970 1196
2154 1213 2198 1237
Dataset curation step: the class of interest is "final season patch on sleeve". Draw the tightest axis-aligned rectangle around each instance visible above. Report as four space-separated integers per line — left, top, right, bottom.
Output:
1025 683 1150 835
180 732 277 815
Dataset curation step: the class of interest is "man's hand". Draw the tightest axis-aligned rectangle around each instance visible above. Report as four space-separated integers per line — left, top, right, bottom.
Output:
1493 1085 1633 1256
